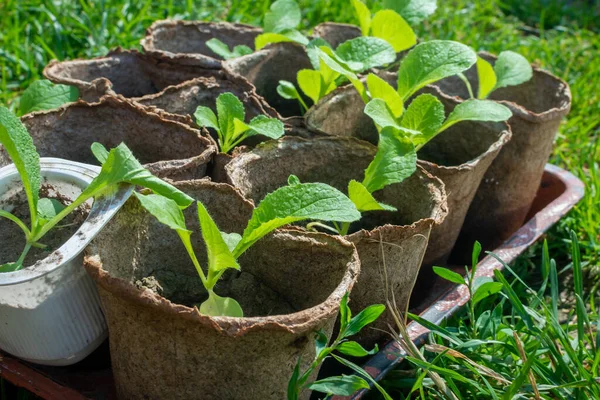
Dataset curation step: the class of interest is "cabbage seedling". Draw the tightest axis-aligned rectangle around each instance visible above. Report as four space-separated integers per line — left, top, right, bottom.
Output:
205 38 253 60
287 293 391 399
254 0 309 50
277 37 396 112
135 176 361 317
194 92 285 154
469 51 533 99
0 107 193 272
351 0 417 53
18 79 79 116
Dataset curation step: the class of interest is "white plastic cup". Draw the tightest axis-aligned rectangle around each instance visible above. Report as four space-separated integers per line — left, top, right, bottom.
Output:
0 158 132 366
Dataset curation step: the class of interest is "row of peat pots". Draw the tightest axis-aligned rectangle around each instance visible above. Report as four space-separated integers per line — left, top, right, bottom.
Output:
1 19 572 400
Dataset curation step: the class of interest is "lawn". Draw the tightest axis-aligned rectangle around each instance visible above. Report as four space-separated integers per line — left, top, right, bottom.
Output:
0 0 599 398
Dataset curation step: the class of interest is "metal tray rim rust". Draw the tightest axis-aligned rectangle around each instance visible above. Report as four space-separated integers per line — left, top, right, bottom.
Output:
345 163 585 400
0 164 585 400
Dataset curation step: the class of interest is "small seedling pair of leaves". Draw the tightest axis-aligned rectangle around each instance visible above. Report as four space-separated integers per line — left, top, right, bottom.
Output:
0 105 193 272
136 175 360 317
205 38 253 60
287 293 391 399
194 92 284 153
18 80 79 116
254 0 309 50
475 51 533 99
351 0 416 53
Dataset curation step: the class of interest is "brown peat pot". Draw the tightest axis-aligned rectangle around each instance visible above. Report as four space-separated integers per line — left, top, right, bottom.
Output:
225 136 447 347
141 20 262 65
312 22 362 48
434 52 572 256
43 48 221 102
84 180 360 400
2 96 216 181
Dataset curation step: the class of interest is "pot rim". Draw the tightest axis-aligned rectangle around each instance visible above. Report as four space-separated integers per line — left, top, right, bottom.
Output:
0 158 133 286
84 229 361 337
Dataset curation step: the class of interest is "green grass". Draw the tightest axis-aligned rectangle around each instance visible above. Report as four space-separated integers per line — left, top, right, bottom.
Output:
0 0 599 398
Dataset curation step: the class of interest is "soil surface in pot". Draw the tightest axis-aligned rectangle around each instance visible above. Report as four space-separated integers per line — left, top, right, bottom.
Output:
0 186 89 268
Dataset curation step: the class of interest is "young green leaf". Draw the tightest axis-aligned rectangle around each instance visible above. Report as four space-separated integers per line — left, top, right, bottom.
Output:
400 93 445 143
339 292 352 333
220 232 242 253
344 304 386 337
194 106 220 132
206 38 253 60
472 281 503 305
315 329 329 357
364 98 401 129
335 37 396 73
371 10 416 53
337 341 379 357
432 266 466 285
476 56 497 99
91 142 109 164
348 180 396 212
361 127 417 193
397 40 477 100
199 290 244 318
197 200 241 284
133 192 190 233
277 80 309 111
37 198 66 226
0 263 20 273
255 32 296 50
216 93 245 141
382 0 437 24
366 73 404 117
233 181 361 257
263 0 301 34
351 0 372 36
318 47 367 99
237 115 285 139
288 174 301 185
308 375 370 396
297 69 324 104
493 51 533 91
287 357 302 400
0 106 41 229
306 38 332 70
438 99 512 132
18 80 79 116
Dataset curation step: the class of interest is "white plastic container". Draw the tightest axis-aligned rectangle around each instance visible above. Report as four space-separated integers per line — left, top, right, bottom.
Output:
0 158 132 366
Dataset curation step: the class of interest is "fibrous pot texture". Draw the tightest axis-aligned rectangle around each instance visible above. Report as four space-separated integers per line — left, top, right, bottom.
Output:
2 96 216 181
226 136 447 347
84 180 360 400
433 52 572 255
225 42 313 117
141 20 262 64
43 48 221 102
312 22 362 49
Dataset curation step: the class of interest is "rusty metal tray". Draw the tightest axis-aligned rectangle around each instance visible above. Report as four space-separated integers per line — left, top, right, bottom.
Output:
0 164 585 400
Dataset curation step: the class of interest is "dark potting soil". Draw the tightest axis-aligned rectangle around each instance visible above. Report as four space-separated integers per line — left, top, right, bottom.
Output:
136 270 297 317
0 186 89 268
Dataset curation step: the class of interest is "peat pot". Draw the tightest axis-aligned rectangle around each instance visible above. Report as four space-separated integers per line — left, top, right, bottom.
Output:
434 52 572 255
43 48 221 102
7 96 216 181
141 20 262 65
312 22 362 49
226 136 447 347
225 42 313 117
84 180 360 400
0 159 132 366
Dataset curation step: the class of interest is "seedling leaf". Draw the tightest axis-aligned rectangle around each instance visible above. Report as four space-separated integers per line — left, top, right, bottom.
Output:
206 38 253 60
382 0 437 24
400 93 445 144
348 180 396 212
439 99 512 132
397 40 477 100
472 281 503 305
217 93 245 140
0 107 41 228
344 304 385 337
351 0 372 36
337 341 378 357
335 37 396 73
277 80 301 100
298 69 323 104
133 193 189 233
364 98 400 129
91 142 109 164
315 329 329 357
19 80 79 116
493 51 533 91
309 375 370 396
371 10 416 53
362 127 417 193
476 56 497 99
234 182 361 257
242 115 285 139
0 263 20 273
37 198 66 226
366 73 403 117
255 32 295 50
194 106 219 132
220 232 242 252
432 266 465 285
263 0 301 34
340 292 352 332
199 291 243 317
